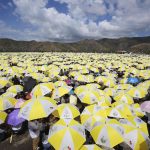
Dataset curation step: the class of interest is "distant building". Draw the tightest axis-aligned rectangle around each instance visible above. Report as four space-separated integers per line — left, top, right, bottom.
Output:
117 50 127 54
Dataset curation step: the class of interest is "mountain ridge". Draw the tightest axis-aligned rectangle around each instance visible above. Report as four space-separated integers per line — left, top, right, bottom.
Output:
0 36 150 54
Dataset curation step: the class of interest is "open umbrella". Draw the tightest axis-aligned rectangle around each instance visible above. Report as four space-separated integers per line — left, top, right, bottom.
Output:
7 85 23 93
15 98 25 108
48 119 86 150
75 86 100 104
80 144 102 150
52 86 72 99
81 104 108 131
113 91 134 104
0 77 13 89
7 109 25 126
127 77 140 85
90 119 124 148
120 118 150 150
0 96 17 111
140 101 150 113
127 87 147 99
0 111 7 124
19 97 57 120
53 103 80 119
31 82 54 97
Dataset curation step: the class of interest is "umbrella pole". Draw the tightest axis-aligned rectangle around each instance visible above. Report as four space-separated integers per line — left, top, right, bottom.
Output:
10 134 13 143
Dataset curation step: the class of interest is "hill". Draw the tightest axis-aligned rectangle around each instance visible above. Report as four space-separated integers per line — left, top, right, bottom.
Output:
0 36 150 54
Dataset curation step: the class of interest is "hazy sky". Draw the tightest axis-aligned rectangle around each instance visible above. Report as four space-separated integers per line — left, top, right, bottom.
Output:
0 0 150 42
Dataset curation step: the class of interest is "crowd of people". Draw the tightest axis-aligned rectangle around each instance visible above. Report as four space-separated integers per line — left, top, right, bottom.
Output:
0 53 150 150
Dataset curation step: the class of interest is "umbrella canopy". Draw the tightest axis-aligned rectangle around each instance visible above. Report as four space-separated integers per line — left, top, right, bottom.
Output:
127 87 147 99
131 103 145 117
74 74 94 83
7 85 23 93
48 119 86 150
120 117 148 136
140 101 150 113
90 119 124 148
80 144 102 150
107 107 128 119
0 96 17 111
104 88 116 97
7 109 25 126
127 77 140 84
19 97 57 120
1 91 17 98
112 102 133 117
114 84 133 90
52 86 72 99
113 91 134 104
75 86 100 104
15 98 25 108
120 118 150 150
54 81 67 87
81 104 108 131
86 83 101 89
53 103 80 119
103 79 116 88
98 95 112 106
0 77 13 89
31 82 54 97
0 111 7 124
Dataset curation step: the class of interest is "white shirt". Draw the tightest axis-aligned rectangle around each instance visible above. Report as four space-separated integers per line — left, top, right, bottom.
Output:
42 134 49 145
12 123 22 131
28 121 40 139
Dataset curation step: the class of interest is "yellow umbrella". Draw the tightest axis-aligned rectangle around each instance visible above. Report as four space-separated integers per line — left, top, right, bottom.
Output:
31 82 54 97
7 85 23 93
80 144 102 150
107 107 127 118
103 79 116 88
90 119 124 148
95 76 107 83
69 95 77 105
48 119 86 150
0 77 13 88
114 84 133 90
48 69 60 78
120 117 148 136
130 103 145 117
1 91 17 98
81 104 108 131
58 75 68 81
19 97 57 121
90 67 99 73
53 103 80 119
74 74 94 83
0 96 17 111
52 86 72 99
127 87 147 99
119 78 128 84
30 72 45 81
119 118 150 150
112 102 133 117
98 95 112 106
54 81 67 87
104 88 116 97
113 91 134 104
86 83 101 89
75 86 100 104
0 111 7 124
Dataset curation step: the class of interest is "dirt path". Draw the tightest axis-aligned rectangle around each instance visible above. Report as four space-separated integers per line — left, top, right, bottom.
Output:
0 132 32 150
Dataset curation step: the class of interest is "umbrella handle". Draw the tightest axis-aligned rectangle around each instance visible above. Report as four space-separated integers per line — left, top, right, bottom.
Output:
10 134 13 143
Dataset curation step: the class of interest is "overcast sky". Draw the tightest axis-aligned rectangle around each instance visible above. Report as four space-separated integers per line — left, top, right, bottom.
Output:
0 0 150 42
